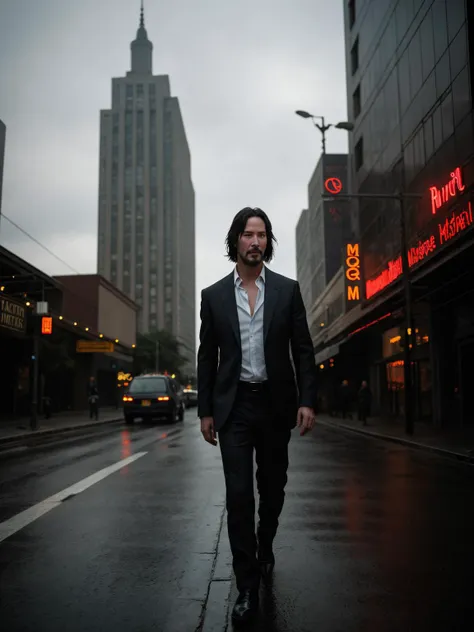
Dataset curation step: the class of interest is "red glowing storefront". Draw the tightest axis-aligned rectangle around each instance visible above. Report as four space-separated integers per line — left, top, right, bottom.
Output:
359 160 474 427
365 165 473 301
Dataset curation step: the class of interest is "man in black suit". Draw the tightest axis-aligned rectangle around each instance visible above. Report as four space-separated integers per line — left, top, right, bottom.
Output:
197 207 317 624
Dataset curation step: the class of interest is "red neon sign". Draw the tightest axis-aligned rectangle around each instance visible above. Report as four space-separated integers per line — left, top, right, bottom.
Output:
439 202 473 245
365 200 473 299
325 177 343 195
429 167 465 215
329 207 341 222
348 313 392 337
366 257 403 300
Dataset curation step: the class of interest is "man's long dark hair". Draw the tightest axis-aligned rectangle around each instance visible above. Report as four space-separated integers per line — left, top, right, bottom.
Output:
225 207 277 263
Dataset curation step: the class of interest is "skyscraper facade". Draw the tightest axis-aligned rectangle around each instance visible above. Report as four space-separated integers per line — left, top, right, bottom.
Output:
0 119 5 218
97 5 196 369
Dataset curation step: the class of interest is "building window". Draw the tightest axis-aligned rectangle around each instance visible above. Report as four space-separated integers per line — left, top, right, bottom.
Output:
126 84 133 110
355 137 364 171
351 37 359 75
353 84 361 118
348 0 355 28
149 83 156 109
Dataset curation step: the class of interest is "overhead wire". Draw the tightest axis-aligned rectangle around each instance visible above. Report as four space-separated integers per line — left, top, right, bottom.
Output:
0 213 116 340
1 213 81 275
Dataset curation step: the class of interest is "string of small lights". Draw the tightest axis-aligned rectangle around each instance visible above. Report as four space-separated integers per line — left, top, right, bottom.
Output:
0 215 136 350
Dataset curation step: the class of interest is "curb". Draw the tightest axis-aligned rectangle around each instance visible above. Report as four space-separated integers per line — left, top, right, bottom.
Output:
0 416 124 449
317 418 474 464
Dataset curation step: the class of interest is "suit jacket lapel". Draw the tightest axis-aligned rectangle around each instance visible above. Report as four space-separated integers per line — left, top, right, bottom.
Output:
222 272 241 346
264 268 280 342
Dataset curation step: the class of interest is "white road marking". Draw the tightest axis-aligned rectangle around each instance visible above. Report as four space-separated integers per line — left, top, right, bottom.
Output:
0 451 148 543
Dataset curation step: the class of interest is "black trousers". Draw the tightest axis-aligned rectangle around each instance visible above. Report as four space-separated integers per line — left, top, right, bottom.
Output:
218 382 291 593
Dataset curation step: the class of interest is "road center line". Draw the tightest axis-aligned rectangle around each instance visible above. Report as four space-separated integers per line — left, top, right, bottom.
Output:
0 451 148 544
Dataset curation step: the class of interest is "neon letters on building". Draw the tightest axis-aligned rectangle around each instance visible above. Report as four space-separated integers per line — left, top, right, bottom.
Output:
430 167 465 215
364 165 471 300
366 257 403 300
439 202 473 245
366 201 472 299
344 243 361 302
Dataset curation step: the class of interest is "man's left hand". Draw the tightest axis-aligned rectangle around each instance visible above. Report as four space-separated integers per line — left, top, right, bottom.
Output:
296 407 316 436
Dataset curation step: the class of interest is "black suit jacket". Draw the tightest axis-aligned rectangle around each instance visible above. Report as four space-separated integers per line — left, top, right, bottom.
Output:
197 267 317 431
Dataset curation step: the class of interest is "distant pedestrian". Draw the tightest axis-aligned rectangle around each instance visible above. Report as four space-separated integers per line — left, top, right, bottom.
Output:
339 380 352 419
358 381 372 425
87 377 99 421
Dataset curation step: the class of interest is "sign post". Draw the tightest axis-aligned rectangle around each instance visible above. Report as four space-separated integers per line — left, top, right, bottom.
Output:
323 189 422 436
30 313 41 431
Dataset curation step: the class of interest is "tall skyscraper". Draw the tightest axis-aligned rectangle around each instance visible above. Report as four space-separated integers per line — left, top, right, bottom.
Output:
0 120 5 218
97 3 196 370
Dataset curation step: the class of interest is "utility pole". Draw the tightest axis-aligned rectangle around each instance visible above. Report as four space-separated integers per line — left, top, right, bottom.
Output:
155 339 159 372
30 317 39 431
398 192 414 435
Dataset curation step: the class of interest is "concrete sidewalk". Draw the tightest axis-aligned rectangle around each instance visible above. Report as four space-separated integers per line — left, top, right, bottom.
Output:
0 408 124 447
317 413 474 463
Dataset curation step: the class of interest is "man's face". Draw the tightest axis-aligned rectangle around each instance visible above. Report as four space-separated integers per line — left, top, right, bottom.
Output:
237 217 268 267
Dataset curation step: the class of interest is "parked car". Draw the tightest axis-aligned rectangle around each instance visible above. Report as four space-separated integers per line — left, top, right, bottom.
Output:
183 388 198 407
122 374 185 425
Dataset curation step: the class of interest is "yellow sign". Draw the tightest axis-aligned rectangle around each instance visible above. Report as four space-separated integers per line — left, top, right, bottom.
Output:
117 371 133 381
76 340 115 353
0 297 26 334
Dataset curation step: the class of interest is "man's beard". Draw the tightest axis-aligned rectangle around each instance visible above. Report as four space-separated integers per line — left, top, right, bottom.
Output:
241 250 263 266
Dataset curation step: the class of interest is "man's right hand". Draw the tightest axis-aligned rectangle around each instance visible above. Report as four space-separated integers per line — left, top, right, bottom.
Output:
201 417 217 446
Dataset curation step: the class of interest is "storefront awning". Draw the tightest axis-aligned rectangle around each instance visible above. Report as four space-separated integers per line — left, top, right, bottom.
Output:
314 344 340 365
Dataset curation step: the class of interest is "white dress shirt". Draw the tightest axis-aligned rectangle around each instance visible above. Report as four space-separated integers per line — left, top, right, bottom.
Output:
234 266 268 382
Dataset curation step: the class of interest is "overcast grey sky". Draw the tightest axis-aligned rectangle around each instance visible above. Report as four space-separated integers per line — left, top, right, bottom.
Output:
0 0 348 319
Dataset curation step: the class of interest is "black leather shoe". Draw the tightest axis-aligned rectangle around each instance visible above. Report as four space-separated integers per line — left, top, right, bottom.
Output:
231 589 259 624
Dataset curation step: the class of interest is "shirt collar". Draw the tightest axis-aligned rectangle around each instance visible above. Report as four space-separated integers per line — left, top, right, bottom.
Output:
234 265 266 286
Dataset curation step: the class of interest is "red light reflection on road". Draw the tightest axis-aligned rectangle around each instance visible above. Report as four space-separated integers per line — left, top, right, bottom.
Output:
121 430 131 460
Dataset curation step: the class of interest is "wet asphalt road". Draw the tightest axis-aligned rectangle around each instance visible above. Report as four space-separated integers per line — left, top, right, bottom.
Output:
0 412 473 632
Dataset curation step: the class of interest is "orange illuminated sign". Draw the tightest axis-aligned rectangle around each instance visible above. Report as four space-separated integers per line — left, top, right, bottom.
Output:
41 316 53 335
430 167 465 215
344 243 361 303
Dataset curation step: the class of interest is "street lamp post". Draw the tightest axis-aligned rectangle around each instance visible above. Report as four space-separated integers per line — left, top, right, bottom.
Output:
295 110 353 154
